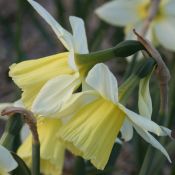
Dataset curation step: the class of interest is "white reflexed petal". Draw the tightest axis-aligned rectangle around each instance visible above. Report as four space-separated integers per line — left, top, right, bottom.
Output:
20 124 30 142
27 0 73 50
68 50 77 71
159 126 172 137
32 73 81 116
115 138 123 144
86 63 118 104
134 125 171 162
154 18 175 51
138 72 152 119
0 145 18 172
120 119 133 141
57 90 100 123
119 104 164 136
95 0 142 26
69 16 89 54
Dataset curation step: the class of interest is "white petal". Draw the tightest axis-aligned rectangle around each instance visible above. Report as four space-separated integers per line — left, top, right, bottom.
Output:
69 16 89 54
27 0 73 50
125 22 153 41
138 72 152 119
68 50 77 71
154 18 175 51
0 103 13 112
14 99 24 108
0 145 18 172
86 63 119 104
125 22 153 62
57 90 100 123
134 125 171 162
95 0 142 26
119 104 164 136
20 124 30 142
164 0 175 16
32 73 81 116
159 126 172 137
120 119 133 141
115 138 123 144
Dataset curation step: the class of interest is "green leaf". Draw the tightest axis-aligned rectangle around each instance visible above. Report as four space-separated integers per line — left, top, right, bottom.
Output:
11 152 31 175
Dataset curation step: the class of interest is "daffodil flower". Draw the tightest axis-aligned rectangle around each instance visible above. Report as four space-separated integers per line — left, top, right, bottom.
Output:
0 145 18 175
18 118 64 175
96 0 175 51
9 0 89 113
57 63 171 170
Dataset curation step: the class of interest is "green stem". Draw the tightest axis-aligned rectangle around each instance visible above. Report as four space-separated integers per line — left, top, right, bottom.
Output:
123 53 138 79
147 141 175 175
119 58 156 103
75 40 145 67
32 142 40 175
138 146 154 175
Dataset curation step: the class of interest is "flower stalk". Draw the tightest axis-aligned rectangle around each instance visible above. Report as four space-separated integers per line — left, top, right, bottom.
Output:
75 40 145 68
1 107 40 175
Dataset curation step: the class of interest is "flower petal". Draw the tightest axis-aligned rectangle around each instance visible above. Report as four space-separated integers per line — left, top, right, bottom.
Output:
58 99 125 170
119 104 165 136
27 0 73 50
138 72 152 119
9 52 73 108
32 73 81 116
86 63 118 104
18 118 65 175
120 119 133 141
69 16 89 54
164 0 175 16
95 0 143 26
154 18 175 51
56 90 100 123
68 50 77 71
134 125 171 162
0 145 18 172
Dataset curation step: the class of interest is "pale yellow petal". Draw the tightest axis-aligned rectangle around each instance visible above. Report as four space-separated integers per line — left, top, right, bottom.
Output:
59 99 125 170
32 73 81 116
57 90 100 123
9 52 73 108
18 118 64 175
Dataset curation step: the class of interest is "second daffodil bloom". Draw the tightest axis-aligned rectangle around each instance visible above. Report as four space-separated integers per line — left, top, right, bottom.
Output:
0 145 18 175
18 118 64 175
57 63 171 170
95 0 175 51
9 0 89 114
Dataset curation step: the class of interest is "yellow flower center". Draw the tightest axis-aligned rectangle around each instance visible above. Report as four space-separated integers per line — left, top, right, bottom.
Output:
137 2 165 21
137 2 150 19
